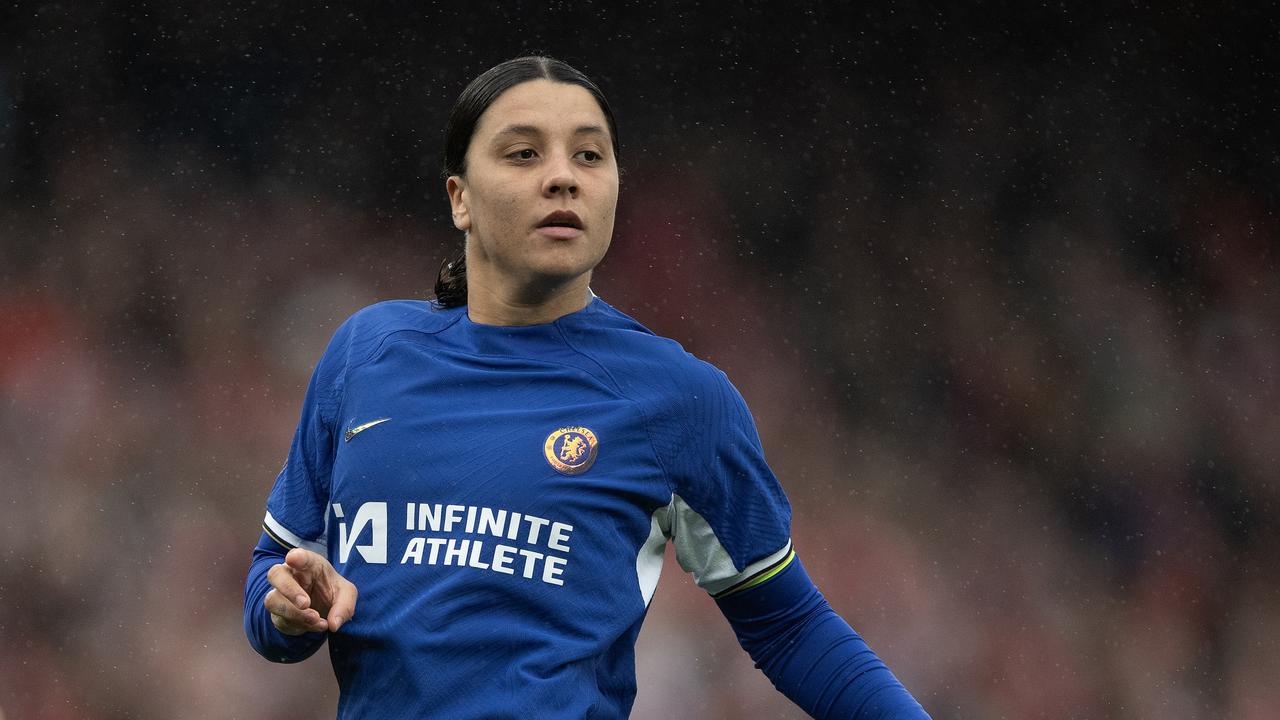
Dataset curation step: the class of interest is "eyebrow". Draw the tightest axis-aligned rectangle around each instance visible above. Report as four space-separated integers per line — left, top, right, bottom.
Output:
490 124 609 143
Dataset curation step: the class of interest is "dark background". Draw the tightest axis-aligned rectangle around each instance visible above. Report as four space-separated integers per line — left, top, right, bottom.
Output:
1 2 1277 718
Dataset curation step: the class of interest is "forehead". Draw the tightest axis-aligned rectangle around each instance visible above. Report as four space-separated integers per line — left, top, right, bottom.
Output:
473 79 609 141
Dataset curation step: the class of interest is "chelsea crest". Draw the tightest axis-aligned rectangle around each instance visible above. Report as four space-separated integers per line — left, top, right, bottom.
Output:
544 426 599 475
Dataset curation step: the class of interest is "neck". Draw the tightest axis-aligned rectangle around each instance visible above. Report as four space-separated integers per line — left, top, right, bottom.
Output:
465 271 593 326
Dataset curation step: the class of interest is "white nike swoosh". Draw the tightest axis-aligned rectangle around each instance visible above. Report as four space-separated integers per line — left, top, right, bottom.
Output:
344 418 391 442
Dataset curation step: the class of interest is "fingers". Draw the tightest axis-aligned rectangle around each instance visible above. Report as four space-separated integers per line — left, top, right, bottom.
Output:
266 559 327 633
326 575 359 633
269 549 359 634
263 587 329 635
267 560 312 610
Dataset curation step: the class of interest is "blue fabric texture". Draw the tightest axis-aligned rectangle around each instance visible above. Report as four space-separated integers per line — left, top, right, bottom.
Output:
243 296 925 718
717 556 932 719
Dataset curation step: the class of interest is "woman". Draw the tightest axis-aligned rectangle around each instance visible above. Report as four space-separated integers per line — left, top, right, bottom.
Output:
244 56 930 719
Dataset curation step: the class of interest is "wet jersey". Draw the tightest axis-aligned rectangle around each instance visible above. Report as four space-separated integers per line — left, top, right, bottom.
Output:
257 296 794 719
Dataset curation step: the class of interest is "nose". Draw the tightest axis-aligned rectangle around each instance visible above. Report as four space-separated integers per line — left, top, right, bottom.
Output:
542 156 579 198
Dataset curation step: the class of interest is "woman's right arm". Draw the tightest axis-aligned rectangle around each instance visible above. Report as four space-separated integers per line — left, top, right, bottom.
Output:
243 532 330 663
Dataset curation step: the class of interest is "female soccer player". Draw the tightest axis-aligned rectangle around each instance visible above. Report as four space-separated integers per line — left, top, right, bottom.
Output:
244 56 930 719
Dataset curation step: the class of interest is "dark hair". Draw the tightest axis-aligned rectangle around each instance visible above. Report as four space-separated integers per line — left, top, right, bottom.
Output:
433 56 619 308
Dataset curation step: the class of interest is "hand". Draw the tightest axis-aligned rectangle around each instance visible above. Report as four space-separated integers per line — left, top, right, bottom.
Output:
264 548 358 635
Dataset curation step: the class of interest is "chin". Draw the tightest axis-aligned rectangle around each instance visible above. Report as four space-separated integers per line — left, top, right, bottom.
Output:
526 247 607 282
527 264 594 289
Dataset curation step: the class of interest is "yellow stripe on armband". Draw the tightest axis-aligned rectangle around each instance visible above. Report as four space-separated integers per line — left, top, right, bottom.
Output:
715 549 796 598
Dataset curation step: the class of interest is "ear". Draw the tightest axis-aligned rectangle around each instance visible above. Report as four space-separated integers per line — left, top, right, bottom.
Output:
446 176 470 232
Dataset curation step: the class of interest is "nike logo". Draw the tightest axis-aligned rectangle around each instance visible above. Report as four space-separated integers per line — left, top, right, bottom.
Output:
345 418 391 442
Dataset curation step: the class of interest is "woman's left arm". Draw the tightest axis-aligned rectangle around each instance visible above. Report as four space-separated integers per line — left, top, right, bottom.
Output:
716 554 932 720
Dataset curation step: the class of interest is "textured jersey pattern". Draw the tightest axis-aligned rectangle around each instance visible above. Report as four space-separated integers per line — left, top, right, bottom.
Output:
260 297 792 719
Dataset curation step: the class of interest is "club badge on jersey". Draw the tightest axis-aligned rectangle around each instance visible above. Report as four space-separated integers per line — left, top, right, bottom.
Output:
544 426 599 475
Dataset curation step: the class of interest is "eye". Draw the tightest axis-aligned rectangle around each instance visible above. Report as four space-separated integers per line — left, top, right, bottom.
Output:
576 150 603 163
508 148 537 161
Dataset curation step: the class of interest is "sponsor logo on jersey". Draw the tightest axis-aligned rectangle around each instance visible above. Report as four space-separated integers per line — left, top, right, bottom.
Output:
543 426 599 475
333 500 575 586
334 501 388 564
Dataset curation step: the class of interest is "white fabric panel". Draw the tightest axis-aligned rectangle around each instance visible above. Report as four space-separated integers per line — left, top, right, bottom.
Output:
634 505 669 607
664 494 785 596
668 494 739 594
263 511 327 555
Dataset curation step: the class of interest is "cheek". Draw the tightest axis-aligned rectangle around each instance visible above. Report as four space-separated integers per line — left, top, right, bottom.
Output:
597 188 619 230
469 187 522 235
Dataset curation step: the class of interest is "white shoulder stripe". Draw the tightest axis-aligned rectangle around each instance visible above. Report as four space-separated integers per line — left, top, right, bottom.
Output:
263 512 327 555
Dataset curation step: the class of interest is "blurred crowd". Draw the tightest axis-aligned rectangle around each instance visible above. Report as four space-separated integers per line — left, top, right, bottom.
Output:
2 4 1277 719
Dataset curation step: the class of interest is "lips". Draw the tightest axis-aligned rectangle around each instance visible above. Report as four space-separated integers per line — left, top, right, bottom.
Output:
537 210 583 230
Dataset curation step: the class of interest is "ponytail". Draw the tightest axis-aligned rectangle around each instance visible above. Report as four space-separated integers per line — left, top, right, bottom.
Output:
433 248 468 308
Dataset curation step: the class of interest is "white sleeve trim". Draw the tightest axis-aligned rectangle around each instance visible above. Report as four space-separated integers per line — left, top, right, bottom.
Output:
716 542 793 596
263 511 327 555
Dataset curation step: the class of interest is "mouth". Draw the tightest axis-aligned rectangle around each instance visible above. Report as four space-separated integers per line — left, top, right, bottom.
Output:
537 210 584 231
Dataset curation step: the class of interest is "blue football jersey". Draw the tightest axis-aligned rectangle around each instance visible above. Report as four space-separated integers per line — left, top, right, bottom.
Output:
260 296 794 719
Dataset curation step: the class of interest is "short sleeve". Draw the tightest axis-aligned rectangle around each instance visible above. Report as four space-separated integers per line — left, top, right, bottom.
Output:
261 318 353 553
658 362 793 596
